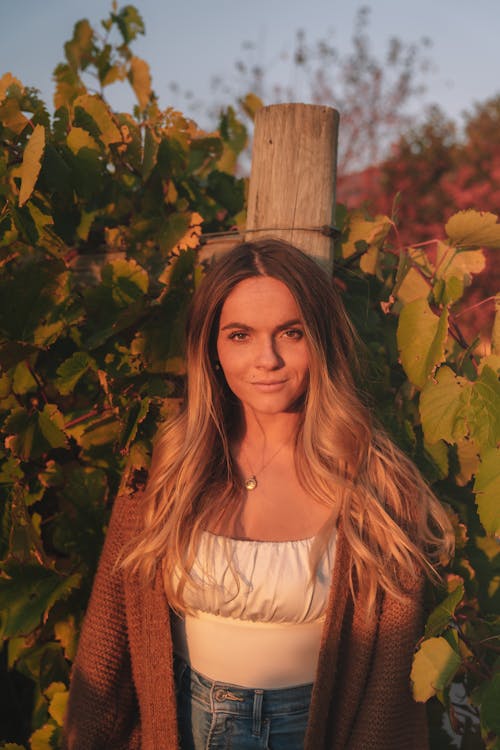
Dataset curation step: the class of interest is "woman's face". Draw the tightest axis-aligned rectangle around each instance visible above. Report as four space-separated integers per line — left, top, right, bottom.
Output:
216 276 310 418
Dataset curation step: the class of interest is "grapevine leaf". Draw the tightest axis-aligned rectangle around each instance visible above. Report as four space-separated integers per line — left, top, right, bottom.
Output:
473 447 500 536
73 94 121 147
423 439 449 478
142 125 160 179
4 405 67 460
55 352 96 395
397 300 448 389
0 562 81 639
0 72 24 104
396 267 430 305
411 636 461 702
112 5 145 43
0 97 29 135
445 210 500 248
64 19 93 71
240 93 264 120
424 584 464 637
342 212 392 262
128 56 151 110
29 723 58 750
420 367 468 444
435 241 486 283
19 124 46 207
479 672 500 735
101 258 148 305
47 685 69 726
67 126 100 154
456 438 480 486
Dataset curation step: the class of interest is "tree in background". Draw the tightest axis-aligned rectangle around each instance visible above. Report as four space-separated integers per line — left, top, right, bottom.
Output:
178 6 432 174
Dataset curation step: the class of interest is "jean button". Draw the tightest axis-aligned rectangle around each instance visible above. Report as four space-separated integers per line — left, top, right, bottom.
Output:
214 688 226 702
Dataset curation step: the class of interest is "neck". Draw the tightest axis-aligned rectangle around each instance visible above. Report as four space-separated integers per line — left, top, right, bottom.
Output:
238 409 300 451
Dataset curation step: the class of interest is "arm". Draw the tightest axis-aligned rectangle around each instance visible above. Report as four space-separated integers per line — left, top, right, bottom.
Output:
63 492 140 750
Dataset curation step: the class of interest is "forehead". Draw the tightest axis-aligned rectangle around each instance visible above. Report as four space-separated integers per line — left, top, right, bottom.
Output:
219 277 301 324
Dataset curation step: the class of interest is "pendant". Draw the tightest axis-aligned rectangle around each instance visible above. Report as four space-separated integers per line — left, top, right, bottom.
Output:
245 476 258 491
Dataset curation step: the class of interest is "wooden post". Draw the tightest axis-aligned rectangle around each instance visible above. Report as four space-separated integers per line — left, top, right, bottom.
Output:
245 103 339 271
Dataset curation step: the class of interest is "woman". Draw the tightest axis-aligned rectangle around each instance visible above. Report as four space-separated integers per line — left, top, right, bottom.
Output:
64 239 454 750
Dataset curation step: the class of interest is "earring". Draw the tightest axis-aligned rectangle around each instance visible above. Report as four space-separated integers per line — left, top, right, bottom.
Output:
214 361 221 371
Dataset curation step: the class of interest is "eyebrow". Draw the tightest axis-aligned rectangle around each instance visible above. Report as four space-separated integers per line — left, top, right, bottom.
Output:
220 318 303 332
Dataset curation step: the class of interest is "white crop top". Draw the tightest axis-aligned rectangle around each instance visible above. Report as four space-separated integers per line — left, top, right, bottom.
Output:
170 530 336 688
179 530 336 622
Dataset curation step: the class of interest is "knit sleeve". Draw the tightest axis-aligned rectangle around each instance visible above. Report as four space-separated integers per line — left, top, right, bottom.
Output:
346 578 428 750
63 492 141 750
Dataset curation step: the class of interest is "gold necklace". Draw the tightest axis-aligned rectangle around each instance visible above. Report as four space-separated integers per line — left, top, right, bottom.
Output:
242 439 290 491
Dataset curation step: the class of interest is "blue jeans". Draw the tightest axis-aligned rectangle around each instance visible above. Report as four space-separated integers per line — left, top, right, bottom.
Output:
174 657 312 749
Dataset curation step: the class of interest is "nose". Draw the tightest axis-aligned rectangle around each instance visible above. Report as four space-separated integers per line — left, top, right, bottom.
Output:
255 335 283 369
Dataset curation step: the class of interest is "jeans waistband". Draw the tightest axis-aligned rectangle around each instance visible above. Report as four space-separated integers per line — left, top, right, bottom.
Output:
174 655 313 717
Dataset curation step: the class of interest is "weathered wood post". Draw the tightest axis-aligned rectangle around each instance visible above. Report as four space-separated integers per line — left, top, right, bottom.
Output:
246 103 339 271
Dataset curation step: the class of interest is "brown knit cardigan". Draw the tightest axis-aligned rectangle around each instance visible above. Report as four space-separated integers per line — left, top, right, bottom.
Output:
64 491 429 749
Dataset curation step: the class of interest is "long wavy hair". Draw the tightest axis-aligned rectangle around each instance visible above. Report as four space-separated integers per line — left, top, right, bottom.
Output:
122 239 454 612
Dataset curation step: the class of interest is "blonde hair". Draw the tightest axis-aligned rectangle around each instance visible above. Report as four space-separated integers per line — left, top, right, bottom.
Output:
122 239 454 611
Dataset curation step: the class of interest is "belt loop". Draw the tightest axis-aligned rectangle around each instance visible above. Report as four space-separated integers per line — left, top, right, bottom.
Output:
252 689 264 737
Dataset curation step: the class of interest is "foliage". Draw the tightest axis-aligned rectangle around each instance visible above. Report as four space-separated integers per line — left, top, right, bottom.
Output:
336 207 500 749
0 6 246 746
0 6 498 750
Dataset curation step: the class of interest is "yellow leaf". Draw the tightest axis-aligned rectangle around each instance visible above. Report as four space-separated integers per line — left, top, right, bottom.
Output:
74 94 121 147
396 267 430 305
445 210 500 248
456 438 480 486
19 124 45 207
129 56 152 110
435 241 485 283
48 686 69 726
0 72 23 104
342 212 392 265
67 126 100 154
0 97 29 135
240 92 264 120
411 637 461 702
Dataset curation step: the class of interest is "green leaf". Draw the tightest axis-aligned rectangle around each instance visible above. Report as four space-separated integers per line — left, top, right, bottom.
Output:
424 584 465 637
473 447 500 536
102 258 149 305
420 366 468 444
73 94 121 147
397 299 448 389
411 636 461 702
4 405 67 460
0 562 81 639
142 125 159 179
424 438 449 478
112 5 145 43
64 19 94 71
445 210 500 248
19 124 46 207
55 352 96 395
479 672 500 735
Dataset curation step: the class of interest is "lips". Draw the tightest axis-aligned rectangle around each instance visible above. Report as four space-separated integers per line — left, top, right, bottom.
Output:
251 380 288 391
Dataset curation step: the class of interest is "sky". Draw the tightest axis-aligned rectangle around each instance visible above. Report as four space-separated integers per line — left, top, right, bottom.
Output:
1 0 499 132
